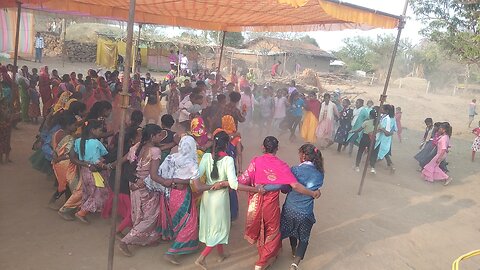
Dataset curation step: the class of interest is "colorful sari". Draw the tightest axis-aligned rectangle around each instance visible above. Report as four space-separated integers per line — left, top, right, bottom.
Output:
122 145 162 246
157 136 199 255
238 154 298 268
52 132 78 193
38 67 54 117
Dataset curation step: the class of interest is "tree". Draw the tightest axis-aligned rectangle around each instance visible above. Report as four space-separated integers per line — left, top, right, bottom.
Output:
334 36 374 72
410 0 480 64
334 34 413 79
299 35 319 47
209 31 245 48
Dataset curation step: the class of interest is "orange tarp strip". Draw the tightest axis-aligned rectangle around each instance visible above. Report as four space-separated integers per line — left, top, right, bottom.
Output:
318 0 399 29
0 0 399 32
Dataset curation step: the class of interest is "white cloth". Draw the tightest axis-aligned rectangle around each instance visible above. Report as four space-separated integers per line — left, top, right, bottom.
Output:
273 96 287 119
178 100 193 122
180 56 189 70
319 101 336 121
145 136 198 196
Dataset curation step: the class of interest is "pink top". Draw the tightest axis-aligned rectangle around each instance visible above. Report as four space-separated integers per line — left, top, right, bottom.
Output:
127 143 161 180
238 154 298 185
473 127 480 137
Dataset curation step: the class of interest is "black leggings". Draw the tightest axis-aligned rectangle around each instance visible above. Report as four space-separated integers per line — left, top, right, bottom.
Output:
290 237 309 259
289 116 302 137
355 133 371 167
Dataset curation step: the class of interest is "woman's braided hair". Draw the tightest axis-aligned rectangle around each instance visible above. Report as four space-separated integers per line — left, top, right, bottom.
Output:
211 131 230 180
299 144 324 173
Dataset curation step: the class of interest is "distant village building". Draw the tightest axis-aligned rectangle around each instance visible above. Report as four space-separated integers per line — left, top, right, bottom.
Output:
237 37 336 75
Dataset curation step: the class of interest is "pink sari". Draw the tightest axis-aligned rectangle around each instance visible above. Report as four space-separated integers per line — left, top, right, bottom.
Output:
238 154 297 267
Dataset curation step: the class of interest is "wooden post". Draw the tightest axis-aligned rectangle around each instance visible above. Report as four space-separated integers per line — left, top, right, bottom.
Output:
107 0 136 269
11 1 22 114
132 23 142 73
61 18 66 67
216 31 226 84
283 52 287 76
358 0 409 195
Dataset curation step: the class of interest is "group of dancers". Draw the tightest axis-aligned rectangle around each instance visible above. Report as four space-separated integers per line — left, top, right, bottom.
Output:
14 63 327 270
1 60 461 270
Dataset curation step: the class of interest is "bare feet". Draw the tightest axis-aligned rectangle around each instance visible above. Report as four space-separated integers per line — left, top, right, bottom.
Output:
115 231 125 240
217 252 230 263
195 256 208 270
118 242 133 257
164 254 180 265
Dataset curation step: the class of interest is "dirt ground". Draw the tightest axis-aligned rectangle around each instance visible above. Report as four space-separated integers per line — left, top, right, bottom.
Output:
1 57 480 270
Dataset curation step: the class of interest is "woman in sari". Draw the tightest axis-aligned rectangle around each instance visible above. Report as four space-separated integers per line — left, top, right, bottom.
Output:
316 93 339 148
237 136 321 270
300 92 320 143
190 117 213 205
193 131 263 270
119 124 168 256
154 135 200 265
17 74 30 122
51 112 79 219
38 66 54 117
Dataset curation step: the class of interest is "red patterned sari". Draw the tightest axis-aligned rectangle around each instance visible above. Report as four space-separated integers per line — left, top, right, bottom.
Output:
238 154 297 268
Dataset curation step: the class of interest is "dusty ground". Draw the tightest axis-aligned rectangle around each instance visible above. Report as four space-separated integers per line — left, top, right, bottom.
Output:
1 57 480 270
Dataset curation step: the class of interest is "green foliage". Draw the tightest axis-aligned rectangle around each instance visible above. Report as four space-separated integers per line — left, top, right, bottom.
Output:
334 36 374 72
410 0 480 64
209 31 245 48
299 35 319 47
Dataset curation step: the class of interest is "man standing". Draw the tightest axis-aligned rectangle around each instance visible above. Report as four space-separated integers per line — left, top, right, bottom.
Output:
469 99 478 128
34 32 44 63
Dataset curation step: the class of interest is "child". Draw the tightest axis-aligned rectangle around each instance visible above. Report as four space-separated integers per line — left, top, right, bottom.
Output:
395 107 403 143
0 98 13 164
70 120 112 223
419 118 434 149
422 122 452 185
351 109 377 172
472 121 480 162
280 144 324 270
334 99 353 152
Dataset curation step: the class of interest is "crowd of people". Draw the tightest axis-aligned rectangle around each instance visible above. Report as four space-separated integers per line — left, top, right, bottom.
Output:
0 59 464 269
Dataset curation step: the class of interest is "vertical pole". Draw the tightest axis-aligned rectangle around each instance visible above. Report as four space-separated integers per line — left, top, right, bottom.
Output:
132 23 142 73
216 31 226 84
12 1 22 114
358 0 408 195
61 18 66 67
107 0 136 269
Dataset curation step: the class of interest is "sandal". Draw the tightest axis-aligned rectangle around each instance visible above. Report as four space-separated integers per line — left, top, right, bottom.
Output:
75 213 89 224
290 263 299 270
58 210 74 221
444 177 453 186
164 254 180 265
118 242 133 257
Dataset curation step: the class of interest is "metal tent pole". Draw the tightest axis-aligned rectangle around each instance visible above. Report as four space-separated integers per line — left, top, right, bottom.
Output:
358 0 409 195
12 1 22 110
107 0 136 269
